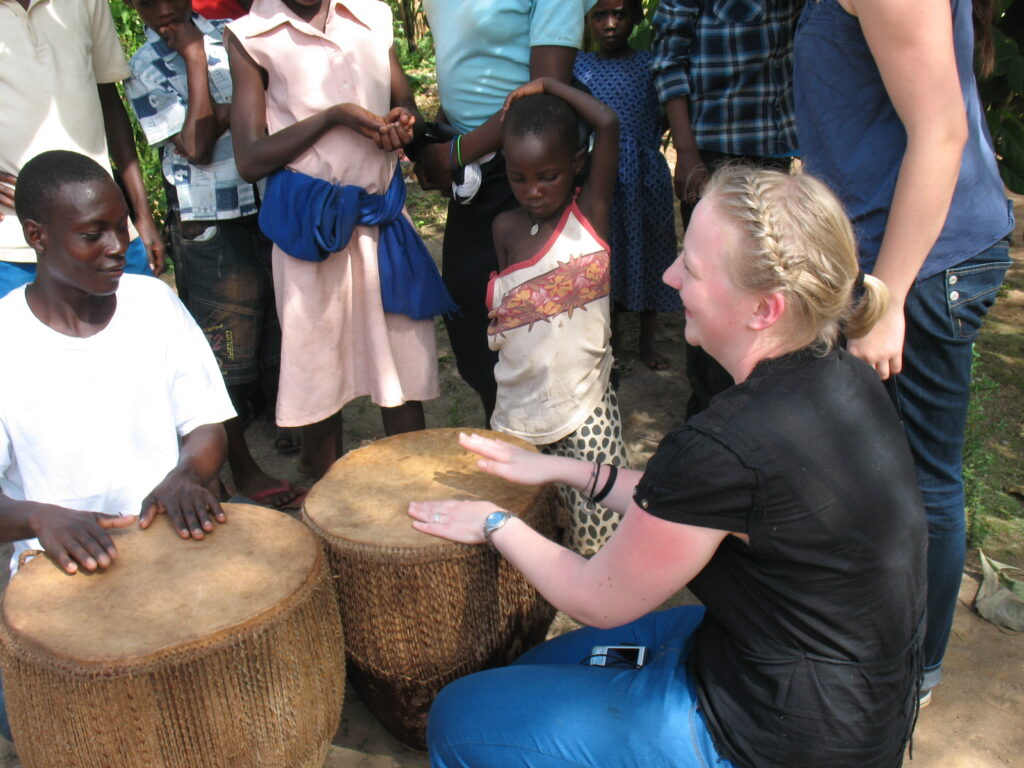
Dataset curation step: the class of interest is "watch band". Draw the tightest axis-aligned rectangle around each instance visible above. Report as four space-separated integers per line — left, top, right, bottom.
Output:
483 510 514 542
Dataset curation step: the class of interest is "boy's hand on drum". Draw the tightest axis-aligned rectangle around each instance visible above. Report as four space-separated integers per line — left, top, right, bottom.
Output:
28 505 136 574
139 471 226 541
458 432 555 487
408 500 501 545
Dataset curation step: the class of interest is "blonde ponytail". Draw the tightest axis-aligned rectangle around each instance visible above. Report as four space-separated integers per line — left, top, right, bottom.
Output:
845 272 889 340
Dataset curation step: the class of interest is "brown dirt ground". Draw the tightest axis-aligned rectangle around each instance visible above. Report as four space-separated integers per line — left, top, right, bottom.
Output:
0 195 1021 768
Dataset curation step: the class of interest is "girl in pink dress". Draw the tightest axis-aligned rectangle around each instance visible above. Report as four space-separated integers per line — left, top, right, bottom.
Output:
226 0 440 477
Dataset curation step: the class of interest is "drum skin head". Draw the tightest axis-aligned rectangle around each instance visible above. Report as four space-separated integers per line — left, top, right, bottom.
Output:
304 428 541 548
1 503 320 663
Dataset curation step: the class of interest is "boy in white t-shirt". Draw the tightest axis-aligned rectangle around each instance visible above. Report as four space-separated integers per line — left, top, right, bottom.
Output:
0 150 236 578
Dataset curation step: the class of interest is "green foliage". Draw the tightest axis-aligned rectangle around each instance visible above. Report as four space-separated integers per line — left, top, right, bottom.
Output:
394 26 436 95
110 0 167 229
629 0 660 51
965 347 998 546
982 0 1024 193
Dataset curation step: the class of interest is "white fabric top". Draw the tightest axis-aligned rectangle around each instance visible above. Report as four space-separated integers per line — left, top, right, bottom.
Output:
0 275 236 572
487 201 613 444
0 0 133 262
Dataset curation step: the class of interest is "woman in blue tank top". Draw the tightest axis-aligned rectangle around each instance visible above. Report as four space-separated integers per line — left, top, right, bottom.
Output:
794 0 1014 704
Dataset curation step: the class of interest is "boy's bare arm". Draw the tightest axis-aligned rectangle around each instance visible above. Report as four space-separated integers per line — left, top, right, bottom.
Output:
0 171 15 222
98 82 166 274
139 423 228 540
164 21 223 165
665 98 705 204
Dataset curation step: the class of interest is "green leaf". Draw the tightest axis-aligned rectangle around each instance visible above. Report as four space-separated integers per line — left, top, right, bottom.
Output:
989 28 1018 78
1008 55 1024 94
991 111 1024 192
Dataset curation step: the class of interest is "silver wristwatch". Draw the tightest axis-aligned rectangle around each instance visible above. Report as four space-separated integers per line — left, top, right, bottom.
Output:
483 510 514 542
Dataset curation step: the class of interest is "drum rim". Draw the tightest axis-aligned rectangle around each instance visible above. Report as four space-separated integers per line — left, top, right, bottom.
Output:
0 546 334 677
301 428 551 551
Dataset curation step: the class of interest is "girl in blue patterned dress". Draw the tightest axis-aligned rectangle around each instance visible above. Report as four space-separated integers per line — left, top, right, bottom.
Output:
573 0 680 370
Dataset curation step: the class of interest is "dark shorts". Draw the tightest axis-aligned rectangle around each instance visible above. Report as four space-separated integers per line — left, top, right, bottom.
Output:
170 215 279 387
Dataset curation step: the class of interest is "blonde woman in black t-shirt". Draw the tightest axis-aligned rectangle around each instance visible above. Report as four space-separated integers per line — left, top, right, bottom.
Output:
410 165 927 768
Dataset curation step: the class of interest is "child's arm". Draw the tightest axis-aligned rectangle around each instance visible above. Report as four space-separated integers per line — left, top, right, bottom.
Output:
97 83 166 274
383 46 422 151
225 29 390 183
418 45 578 196
505 78 619 240
162 21 223 165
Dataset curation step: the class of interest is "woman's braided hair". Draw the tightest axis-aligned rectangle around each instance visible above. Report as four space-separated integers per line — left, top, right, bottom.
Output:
703 164 888 351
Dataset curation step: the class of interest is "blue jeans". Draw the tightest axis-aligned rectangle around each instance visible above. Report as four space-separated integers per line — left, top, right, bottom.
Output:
886 242 1011 691
0 237 153 299
427 607 737 768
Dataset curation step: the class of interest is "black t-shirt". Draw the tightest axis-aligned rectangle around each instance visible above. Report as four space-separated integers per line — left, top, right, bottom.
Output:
634 348 927 768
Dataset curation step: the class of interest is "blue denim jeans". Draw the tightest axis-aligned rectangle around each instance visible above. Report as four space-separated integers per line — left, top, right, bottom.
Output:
885 241 1011 691
427 607 737 768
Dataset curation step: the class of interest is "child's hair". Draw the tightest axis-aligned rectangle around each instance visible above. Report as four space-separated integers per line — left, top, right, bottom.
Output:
703 164 888 350
16 150 113 225
503 93 580 158
587 0 643 19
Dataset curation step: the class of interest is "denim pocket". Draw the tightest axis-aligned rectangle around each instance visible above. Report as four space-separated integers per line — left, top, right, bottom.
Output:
945 244 1011 341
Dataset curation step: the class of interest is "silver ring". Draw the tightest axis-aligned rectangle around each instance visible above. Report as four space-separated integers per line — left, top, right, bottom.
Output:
433 510 442 524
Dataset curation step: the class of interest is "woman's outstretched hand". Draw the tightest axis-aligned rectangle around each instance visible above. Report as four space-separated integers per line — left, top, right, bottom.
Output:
408 499 502 544
458 432 557 487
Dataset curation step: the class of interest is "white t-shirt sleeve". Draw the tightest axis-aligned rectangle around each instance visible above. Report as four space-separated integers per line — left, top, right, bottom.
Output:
155 281 237 436
87 0 132 84
0 412 11 481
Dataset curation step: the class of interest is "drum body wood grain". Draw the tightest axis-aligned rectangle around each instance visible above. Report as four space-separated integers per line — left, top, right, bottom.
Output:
0 503 345 768
302 428 558 750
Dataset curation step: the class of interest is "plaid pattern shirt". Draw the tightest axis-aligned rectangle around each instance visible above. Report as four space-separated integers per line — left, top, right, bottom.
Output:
651 0 800 157
125 15 257 221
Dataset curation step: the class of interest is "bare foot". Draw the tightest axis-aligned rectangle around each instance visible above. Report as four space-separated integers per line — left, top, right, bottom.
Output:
639 337 669 370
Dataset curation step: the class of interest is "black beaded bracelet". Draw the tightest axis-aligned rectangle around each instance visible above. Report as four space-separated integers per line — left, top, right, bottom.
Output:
591 464 618 504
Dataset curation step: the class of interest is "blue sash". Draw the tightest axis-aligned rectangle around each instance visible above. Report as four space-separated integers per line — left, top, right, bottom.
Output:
258 166 457 320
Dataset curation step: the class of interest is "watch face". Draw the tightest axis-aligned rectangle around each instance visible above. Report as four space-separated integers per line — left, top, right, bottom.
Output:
485 511 506 530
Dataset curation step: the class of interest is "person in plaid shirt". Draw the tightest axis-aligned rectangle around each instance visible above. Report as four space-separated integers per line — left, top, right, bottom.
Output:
651 0 800 417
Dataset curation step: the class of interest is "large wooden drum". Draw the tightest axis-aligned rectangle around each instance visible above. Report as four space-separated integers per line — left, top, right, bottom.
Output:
302 428 558 750
0 503 345 768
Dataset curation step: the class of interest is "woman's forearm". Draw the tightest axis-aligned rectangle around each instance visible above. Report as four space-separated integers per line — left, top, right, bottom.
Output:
872 130 964 301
